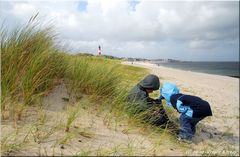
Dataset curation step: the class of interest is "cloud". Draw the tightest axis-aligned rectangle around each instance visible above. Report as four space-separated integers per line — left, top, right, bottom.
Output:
11 2 36 18
189 39 215 49
1 0 239 61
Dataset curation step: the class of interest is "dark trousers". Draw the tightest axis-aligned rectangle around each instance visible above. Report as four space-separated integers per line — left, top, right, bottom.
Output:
179 114 204 140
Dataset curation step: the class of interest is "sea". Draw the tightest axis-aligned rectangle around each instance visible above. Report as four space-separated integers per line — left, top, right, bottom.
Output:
151 61 240 78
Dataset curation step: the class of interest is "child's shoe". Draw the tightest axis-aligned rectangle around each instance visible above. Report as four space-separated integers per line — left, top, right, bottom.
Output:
177 137 192 144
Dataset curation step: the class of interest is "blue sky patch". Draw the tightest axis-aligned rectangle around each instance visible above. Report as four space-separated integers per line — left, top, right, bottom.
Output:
128 0 140 11
77 1 88 12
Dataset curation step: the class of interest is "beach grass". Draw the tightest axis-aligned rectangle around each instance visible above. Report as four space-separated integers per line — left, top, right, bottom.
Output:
64 55 120 98
1 20 66 124
65 104 80 132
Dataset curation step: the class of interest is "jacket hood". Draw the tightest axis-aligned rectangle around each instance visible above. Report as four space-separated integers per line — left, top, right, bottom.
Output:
160 82 179 102
139 74 160 90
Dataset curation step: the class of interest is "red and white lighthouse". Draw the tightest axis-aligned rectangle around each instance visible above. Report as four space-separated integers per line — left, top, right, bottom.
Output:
98 45 101 55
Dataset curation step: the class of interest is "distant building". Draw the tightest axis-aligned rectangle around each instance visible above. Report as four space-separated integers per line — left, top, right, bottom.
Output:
98 45 101 55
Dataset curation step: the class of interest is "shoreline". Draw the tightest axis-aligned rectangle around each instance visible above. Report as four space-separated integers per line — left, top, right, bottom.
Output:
147 61 239 78
230 75 240 78
124 61 239 80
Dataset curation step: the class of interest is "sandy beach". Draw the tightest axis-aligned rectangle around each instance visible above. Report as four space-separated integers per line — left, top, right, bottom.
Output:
123 61 239 153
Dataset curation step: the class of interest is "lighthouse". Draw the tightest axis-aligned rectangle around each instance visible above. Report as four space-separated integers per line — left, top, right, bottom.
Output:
98 45 101 55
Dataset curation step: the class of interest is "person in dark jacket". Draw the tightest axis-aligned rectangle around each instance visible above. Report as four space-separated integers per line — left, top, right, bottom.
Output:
160 82 212 142
128 74 170 126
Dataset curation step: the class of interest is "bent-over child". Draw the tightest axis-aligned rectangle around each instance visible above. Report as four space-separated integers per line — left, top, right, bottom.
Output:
160 82 212 142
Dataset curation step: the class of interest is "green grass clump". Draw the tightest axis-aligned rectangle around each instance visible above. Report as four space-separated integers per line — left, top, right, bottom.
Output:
1 19 66 121
117 64 148 88
65 56 120 98
65 104 81 132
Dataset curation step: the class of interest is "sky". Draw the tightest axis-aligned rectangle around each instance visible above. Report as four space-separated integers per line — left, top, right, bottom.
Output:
0 0 239 61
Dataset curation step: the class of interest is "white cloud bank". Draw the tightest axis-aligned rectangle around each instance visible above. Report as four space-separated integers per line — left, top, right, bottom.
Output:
0 0 239 61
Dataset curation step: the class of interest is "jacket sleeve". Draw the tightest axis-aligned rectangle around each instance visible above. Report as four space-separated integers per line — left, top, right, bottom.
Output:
128 91 149 112
176 100 188 113
176 100 193 117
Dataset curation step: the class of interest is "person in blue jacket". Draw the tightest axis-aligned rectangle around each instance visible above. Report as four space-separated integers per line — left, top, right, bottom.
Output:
160 82 212 142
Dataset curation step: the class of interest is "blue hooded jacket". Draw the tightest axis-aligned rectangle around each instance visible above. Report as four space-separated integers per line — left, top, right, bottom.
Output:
160 82 212 118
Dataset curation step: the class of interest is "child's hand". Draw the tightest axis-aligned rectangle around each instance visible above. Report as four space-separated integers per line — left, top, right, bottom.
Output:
154 99 162 104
